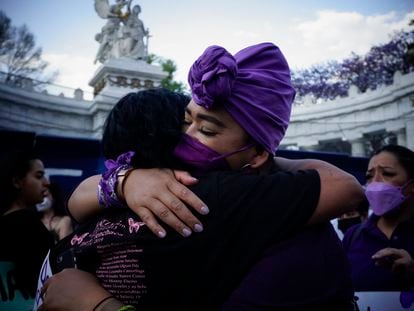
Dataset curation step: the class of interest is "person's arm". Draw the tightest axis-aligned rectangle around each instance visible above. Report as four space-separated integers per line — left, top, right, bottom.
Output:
274 157 364 224
67 175 101 222
68 169 208 237
38 269 125 311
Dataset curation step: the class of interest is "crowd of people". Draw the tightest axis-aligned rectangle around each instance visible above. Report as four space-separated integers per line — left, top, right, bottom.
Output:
1 41 413 311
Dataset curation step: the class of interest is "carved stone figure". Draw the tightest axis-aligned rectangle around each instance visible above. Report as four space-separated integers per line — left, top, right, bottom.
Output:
94 0 149 64
120 5 149 60
94 17 121 64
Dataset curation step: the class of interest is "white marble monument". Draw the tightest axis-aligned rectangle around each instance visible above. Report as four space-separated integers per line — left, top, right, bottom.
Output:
89 0 167 135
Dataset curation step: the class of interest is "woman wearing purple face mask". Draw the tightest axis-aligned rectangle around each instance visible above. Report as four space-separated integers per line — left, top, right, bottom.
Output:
343 144 414 291
47 44 364 311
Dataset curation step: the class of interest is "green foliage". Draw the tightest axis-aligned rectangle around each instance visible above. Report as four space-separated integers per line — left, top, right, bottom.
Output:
146 53 186 92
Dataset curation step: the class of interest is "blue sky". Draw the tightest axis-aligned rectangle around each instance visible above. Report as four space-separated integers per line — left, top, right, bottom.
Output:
1 0 414 95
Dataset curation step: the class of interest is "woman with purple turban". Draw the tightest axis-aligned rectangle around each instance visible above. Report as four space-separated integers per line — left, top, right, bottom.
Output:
40 43 363 310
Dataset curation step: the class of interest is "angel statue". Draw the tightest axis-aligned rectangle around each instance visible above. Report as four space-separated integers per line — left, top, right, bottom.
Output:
119 5 149 60
94 0 149 64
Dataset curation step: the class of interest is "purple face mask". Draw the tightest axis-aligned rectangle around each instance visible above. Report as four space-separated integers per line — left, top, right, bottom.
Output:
173 134 255 172
365 180 413 216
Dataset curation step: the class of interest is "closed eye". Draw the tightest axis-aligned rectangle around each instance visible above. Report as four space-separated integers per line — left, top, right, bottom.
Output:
199 127 217 136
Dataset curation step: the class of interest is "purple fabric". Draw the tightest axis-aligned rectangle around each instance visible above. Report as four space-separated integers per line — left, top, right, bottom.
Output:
188 42 295 154
400 291 414 309
98 151 135 208
365 181 408 216
173 133 255 173
103 151 135 173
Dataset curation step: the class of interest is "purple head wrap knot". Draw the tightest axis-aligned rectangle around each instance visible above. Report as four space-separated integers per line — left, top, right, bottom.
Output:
188 42 296 154
188 46 238 109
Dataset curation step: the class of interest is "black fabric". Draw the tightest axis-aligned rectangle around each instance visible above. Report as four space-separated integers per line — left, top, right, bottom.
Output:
222 223 355 311
51 169 320 310
0 209 54 297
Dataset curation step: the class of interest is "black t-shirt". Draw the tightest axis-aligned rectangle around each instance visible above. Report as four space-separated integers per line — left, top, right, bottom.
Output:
51 169 320 310
0 209 54 297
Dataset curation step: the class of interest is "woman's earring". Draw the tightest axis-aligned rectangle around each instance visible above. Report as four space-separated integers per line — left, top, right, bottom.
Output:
241 163 252 170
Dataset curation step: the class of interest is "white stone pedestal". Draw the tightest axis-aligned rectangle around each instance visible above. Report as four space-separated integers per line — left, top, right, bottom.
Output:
88 58 167 138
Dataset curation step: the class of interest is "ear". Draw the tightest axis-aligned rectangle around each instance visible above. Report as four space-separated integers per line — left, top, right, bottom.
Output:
12 177 22 190
249 149 270 169
409 181 414 195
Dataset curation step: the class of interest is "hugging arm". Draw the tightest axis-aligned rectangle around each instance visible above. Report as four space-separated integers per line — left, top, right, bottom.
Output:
68 169 208 237
69 158 364 235
274 157 365 224
39 269 123 311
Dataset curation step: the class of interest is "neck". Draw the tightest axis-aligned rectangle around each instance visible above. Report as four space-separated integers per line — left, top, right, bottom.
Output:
377 201 414 239
252 156 274 174
42 208 54 219
3 200 26 216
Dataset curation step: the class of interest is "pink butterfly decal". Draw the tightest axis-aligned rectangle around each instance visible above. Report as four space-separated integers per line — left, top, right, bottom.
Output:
128 218 145 233
70 233 89 245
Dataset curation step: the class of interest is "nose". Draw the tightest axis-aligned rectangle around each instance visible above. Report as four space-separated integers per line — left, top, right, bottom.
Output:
184 123 196 137
371 171 383 183
43 176 50 187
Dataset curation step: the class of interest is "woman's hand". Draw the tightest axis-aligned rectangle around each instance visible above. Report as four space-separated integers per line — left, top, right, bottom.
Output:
123 168 209 238
372 247 414 282
39 269 122 311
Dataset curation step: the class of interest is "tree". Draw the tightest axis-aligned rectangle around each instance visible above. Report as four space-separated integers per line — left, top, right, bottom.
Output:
146 53 186 92
0 10 57 87
292 27 414 102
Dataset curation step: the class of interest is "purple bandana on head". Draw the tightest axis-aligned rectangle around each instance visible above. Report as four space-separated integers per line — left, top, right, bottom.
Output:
188 42 295 154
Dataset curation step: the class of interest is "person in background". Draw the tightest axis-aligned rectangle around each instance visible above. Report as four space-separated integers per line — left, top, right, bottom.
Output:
0 150 54 300
37 181 73 242
343 144 414 291
337 197 369 236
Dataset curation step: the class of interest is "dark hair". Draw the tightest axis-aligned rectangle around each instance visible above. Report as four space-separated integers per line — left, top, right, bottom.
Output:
0 150 39 214
373 144 414 179
48 182 67 217
102 88 190 168
356 197 369 216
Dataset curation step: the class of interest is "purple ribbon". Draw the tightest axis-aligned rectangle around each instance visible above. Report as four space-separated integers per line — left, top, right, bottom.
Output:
98 151 135 209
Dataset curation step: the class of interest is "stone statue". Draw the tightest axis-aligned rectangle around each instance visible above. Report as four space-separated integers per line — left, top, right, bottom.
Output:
94 17 121 64
120 5 149 60
94 0 149 64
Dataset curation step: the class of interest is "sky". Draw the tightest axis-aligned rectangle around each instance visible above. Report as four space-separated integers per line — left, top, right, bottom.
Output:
1 0 414 97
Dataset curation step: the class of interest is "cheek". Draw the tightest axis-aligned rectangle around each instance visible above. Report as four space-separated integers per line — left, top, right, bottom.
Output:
403 184 414 197
27 178 43 194
185 128 224 154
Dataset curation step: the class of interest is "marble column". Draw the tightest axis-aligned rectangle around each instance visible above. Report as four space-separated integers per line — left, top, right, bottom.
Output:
395 128 406 147
406 121 414 150
350 138 365 157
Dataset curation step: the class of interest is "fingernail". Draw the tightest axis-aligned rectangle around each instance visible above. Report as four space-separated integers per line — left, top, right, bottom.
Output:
182 228 192 237
194 223 203 232
158 231 166 238
191 177 198 182
200 206 209 215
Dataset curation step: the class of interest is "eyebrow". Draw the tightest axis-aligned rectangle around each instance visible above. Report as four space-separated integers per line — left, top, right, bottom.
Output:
366 165 394 172
186 107 227 128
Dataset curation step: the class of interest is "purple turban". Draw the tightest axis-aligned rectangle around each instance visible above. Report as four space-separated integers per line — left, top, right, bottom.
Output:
188 42 295 154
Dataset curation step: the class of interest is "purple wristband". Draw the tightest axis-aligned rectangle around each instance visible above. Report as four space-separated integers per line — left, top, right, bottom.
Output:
98 151 135 208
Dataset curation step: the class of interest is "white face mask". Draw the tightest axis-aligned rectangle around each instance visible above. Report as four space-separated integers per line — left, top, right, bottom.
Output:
36 197 52 212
